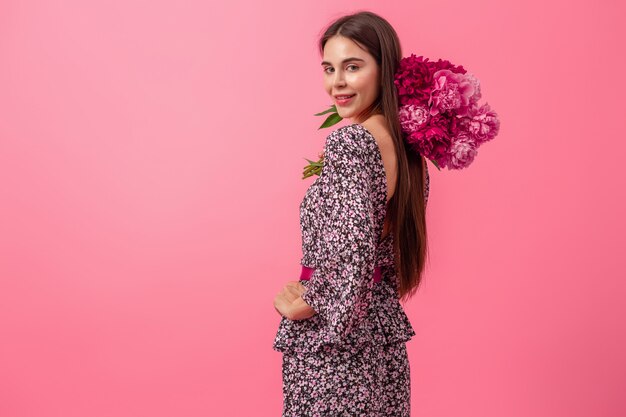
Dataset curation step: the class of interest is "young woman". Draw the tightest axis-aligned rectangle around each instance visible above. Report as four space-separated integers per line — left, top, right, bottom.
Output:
272 11 430 417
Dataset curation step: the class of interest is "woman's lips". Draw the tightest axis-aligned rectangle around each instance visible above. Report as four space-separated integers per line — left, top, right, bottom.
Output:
335 94 355 106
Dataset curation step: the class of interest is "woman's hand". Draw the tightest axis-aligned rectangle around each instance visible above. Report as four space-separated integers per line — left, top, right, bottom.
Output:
274 281 317 321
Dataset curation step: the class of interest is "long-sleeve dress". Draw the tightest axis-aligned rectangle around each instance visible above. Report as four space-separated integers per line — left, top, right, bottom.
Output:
272 123 430 417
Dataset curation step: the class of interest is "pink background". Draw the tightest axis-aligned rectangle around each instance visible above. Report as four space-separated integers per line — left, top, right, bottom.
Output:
1 1 624 416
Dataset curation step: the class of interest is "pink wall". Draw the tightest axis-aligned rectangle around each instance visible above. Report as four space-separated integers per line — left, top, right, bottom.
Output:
1 1 624 416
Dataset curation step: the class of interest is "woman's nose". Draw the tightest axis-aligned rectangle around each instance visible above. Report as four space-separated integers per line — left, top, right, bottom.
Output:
333 73 346 88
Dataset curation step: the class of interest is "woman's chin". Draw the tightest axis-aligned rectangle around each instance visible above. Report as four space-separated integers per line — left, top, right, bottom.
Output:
337 110 351 120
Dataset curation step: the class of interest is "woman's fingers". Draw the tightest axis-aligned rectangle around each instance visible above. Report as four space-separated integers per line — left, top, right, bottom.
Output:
274 281 309 318
285 281 306 296
282 286 300 303
274 293 291 317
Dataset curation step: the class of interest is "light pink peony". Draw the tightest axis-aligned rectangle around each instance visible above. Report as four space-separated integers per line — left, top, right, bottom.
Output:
465 73 482 104
459 103 500 146
446 132 478 170
398 104 430 134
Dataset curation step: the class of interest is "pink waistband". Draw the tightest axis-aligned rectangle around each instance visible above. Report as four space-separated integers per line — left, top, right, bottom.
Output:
300 265 383 283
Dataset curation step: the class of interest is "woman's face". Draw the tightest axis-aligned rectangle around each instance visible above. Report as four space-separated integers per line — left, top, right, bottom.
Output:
321 36 380 124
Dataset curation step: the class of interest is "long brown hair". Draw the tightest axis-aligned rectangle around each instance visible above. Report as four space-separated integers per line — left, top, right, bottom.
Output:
318 11 429 302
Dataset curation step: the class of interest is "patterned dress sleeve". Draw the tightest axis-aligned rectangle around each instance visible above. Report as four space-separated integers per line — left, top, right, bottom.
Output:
299 129 377 344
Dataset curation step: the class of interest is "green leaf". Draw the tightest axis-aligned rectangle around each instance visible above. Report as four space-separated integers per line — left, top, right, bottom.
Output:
304 104 340 180
313 104 338 116
319 112 343 129
304 158 323 167
430 159 441 171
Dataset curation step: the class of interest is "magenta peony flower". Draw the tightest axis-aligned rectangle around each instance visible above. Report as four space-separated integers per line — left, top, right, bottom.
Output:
459 102 500 146
398 104 430 134
394 54 434 106
430 58 467 75
447 132 478 170
404 123 452 167
428 69 476 117
434 111 460 137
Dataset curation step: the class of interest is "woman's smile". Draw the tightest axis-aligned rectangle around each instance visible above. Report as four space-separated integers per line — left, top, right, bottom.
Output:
335 94 356 105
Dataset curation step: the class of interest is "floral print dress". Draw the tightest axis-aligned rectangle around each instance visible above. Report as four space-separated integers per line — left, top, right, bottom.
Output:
272 123 430 416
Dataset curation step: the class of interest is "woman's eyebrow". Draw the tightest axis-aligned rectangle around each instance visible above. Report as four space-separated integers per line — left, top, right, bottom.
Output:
320 57 366 66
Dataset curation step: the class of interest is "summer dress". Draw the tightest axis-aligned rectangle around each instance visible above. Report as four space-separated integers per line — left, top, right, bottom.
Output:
272 123 430 416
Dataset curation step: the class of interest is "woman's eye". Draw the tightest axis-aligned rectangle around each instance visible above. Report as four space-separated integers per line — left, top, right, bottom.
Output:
324 65 359 74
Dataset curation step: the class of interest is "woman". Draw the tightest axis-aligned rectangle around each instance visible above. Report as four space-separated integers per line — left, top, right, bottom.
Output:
272 11 430 417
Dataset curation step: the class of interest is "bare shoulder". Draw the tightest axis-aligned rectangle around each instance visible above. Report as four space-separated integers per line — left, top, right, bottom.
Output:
361 115 398 201
360 115 393 149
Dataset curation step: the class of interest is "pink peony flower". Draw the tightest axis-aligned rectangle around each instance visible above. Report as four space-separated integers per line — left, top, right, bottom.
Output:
398 104 430 134
447 132 478 170
459 102 500 146
464 73 482 103
428 69 476 117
